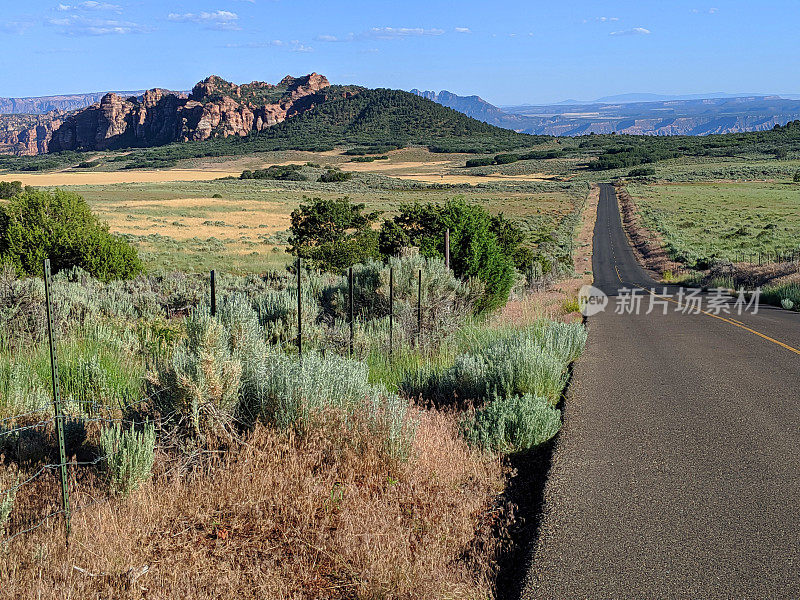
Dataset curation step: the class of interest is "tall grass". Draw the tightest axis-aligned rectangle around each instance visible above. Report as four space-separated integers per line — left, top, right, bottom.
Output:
762 282 800 311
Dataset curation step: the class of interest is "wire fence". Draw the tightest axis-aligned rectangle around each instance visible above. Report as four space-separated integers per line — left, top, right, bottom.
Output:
0 249 454 549
661 245 800 282
0 228 578 550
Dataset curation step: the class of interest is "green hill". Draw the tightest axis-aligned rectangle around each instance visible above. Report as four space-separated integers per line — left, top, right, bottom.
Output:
90 88 542 169
261 87 539 152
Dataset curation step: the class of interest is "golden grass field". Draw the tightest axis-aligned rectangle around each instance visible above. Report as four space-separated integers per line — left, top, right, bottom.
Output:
1 147 580 272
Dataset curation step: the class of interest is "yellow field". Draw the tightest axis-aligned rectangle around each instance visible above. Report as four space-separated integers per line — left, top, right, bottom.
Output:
2 147 558 188
4 168 242 187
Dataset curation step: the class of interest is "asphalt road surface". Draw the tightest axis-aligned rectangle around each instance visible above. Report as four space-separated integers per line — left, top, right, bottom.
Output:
523 183 800 599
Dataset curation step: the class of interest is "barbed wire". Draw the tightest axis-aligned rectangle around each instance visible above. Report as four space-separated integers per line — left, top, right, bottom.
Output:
1 493 113 547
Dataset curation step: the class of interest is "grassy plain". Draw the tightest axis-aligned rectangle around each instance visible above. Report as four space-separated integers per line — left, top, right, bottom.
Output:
4 147 584 273
626 180 800 265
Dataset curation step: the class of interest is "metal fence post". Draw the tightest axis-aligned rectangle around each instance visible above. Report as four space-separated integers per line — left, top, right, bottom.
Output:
389 266 394 357
417 269 422 346
210 269 216 317
43 259 71 541
348 266 354 357
296 258 302 360
445 228 450 270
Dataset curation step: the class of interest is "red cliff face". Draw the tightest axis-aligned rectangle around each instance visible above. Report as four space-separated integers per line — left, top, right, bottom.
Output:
0 112 65 155
23 73 332 155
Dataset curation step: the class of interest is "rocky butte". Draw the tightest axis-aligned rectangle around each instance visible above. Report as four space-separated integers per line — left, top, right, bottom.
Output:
2 73 332 156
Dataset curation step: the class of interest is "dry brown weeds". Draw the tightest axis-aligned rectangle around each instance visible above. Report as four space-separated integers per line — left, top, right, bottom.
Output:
0 410 504 600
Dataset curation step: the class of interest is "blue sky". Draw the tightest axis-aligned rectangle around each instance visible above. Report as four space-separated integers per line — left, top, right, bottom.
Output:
1 0 798 105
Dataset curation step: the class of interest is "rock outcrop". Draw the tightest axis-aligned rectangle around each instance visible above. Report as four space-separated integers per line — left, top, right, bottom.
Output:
0 112 65 155
38 73 331 154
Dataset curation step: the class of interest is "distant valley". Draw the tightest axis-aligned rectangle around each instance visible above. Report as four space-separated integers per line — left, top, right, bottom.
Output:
412 89 800 136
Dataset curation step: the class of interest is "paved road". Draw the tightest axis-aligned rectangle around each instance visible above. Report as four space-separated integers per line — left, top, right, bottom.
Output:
523 183 800 598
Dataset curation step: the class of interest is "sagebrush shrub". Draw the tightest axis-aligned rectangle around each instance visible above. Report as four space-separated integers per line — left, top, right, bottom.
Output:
148 311 242 437
461 393 561 453
403 323 586 406
99 422 155 495
243 350 414 459
0 472 15 534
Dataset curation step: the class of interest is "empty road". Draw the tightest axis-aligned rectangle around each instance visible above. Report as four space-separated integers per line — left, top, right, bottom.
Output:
523 183 800 598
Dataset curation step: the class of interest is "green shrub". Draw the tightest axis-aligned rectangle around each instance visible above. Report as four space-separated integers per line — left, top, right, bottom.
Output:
99 422 156 495
240 165 306 181
380 199 519 312
75 160 100 169
402 323 586 406
288 197 380 272
763 282 800 311
0 189 142 280
461 393 561 453
794 170 800 183
465 157 495 168
318 170 353 183
243 350 413 459
494 153 519 165
0 473 15 534
0 181 24 199
628 166 656 177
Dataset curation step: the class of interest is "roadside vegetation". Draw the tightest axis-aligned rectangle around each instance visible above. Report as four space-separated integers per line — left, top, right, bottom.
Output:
0 181 590 597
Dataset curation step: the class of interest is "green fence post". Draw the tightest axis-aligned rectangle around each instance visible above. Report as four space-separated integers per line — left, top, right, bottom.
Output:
43 259 71 542
296 257 302 360
349 267 354 357
389 266 394 357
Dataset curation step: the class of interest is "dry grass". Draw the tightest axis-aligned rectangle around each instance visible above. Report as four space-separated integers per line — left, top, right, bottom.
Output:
0 411 504 600
106 198 290 241
5 169 243 187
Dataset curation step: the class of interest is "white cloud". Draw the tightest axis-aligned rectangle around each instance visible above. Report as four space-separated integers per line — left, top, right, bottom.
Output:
609 27 651 36
57 1 122 11
455 27 471 33
225 39 311 52
584 16 619 23
0 21 34 35
168 10 240 31
48 14 147 35
316 26 446 43
364 27 445 39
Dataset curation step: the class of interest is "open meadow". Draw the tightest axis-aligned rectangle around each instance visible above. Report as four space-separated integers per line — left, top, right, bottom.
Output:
625 180 800 266
2 147 586 273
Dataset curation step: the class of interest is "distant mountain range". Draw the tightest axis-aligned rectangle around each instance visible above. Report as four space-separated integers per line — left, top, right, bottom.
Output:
412 89 800 136
514 92 800 106
3 81 800 152
0 91 153 115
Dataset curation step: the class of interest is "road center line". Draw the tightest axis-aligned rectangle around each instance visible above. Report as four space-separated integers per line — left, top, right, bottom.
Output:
634 284 800 358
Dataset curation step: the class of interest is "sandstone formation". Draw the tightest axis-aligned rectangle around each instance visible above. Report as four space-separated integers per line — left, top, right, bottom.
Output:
1 73 332 155
0 112 65 155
